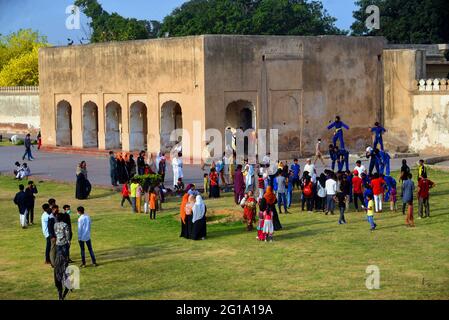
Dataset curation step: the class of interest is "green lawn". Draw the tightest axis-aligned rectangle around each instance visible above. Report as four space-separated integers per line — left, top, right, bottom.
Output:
0 168 448 300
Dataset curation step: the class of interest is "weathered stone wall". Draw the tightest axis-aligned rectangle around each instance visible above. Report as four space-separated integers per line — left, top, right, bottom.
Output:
0 87 40 135
39 36 205 155
204 35 386 159
383 49 426 152
39 35 387 159
410 79 449 155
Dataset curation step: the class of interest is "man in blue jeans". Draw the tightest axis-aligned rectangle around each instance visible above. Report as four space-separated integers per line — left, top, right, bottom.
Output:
275 171 289 214
22 134 35 161
77 206 98 268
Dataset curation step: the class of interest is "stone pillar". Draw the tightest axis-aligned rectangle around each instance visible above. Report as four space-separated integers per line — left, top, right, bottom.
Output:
121 94 130 152
97 93 106 150
147 93 160 154
72 95 83 148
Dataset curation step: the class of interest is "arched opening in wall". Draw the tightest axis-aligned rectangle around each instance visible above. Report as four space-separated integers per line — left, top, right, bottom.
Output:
160 101 183 153
129 101 148 151
56 100 72 146
82 101 99 148
225 100 256 156
105 101 122 150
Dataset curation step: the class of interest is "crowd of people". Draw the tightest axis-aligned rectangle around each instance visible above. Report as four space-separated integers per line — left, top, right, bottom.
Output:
194 117 437 240
9 116 439 300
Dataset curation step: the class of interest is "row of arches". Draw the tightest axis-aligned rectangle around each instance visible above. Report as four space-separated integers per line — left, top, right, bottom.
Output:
56 100 183 151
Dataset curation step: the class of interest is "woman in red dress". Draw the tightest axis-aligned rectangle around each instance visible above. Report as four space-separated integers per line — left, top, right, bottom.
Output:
241 191 256 231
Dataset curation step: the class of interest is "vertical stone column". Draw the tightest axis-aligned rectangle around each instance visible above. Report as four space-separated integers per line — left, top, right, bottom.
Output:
147 93 160 155
121 93 130 152
72 95 83 148
97 93 106 150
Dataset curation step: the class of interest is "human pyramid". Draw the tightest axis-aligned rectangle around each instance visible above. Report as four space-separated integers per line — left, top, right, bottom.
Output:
201 115 432 243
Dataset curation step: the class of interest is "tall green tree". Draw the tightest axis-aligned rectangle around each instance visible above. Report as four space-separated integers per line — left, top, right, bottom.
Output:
160 0 344 37
0 29 48 86
351 0 449 44
75 0 160 42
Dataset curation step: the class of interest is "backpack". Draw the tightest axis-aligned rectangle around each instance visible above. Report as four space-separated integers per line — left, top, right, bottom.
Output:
303 182 313 197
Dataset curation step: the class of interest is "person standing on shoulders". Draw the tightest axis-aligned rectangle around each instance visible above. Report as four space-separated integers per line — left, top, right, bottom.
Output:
77 206 97 268
370 122 386 151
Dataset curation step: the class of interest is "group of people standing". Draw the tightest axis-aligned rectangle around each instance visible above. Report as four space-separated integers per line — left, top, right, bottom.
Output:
179 185 207 240
109 150 167 187
40 199 97 300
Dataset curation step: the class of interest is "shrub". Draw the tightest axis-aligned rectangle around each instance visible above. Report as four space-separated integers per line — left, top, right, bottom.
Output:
133 174 162 188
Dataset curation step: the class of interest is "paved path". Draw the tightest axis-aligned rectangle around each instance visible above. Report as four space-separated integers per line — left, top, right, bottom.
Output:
0 146 423 187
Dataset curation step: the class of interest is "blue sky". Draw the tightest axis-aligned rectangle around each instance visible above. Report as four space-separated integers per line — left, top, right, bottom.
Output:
0 0 357 45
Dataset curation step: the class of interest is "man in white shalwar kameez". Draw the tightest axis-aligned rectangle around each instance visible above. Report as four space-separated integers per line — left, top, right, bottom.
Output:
172 152 184 188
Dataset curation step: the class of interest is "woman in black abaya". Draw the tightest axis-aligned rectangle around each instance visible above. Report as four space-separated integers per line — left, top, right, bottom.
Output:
191 195 207 240
76 161 91 200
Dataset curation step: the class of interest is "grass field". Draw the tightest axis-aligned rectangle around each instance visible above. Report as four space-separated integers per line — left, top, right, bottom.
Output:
0 168 448 300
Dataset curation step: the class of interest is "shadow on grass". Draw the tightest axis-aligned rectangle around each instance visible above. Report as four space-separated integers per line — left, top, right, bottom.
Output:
275 227 332 240
94 245 191 266
88 191 117 200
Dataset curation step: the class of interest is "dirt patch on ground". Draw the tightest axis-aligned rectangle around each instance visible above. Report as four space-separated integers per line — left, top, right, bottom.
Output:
207 208 243 224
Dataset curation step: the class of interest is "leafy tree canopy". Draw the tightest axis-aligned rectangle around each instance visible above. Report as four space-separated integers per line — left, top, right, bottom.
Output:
75 0 160 42
351 0 449 44
160 0 345 37
0 29 47 86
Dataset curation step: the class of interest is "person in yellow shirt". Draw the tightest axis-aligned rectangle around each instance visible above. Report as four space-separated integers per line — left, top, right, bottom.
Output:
130 179 139 213
366 194 377 231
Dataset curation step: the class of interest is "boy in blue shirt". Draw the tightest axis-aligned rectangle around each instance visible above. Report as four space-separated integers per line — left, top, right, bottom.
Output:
290 159 301 190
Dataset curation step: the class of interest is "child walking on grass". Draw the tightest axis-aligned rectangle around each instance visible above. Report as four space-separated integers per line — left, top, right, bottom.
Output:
121 183 132 208
136 182 143 213
262 202 274 242
149 187 157 220
366 194 377 232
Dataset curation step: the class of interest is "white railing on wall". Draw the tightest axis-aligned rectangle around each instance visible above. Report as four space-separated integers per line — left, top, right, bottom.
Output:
0 86 39 93
416 79 449 92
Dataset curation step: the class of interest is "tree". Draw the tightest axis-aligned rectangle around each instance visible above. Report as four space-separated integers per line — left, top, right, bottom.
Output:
351 0 449 44
0 29 47 86
74 0 160 42
160 0 344 37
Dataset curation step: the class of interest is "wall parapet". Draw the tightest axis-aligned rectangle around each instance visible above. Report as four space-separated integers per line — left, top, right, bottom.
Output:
415 79 449 92
0 86 39 94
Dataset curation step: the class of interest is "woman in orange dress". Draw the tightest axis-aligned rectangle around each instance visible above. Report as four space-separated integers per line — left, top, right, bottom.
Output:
179 193 190 238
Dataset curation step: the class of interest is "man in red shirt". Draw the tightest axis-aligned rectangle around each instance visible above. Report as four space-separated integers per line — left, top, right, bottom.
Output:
418 173 435 218
370 173 385 213
352 171 364 212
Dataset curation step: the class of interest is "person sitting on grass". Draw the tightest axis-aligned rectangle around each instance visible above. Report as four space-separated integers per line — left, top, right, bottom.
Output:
174 178 185 197
13 161 21 176
16 163 31 180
